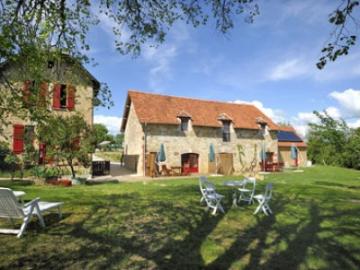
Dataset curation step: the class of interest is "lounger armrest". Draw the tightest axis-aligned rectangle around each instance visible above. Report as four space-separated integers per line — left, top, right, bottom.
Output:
24 197 40 208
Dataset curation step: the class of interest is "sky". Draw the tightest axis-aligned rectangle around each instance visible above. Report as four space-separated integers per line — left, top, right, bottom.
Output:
85 0 360 136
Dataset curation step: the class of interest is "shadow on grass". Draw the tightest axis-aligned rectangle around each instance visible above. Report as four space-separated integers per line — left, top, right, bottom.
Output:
1 184 359 269
315 181 360 190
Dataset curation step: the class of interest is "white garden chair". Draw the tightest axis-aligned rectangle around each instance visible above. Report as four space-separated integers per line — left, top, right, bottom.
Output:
238 177 256 205
0 188 63 238
199 176 225 215
253 183 273 215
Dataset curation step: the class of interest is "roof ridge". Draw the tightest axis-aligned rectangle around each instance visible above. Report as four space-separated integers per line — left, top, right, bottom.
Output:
128 89 258 108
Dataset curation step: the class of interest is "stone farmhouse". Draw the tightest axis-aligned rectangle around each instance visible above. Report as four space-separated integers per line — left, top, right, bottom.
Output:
121 90 308 176
0 55 99 163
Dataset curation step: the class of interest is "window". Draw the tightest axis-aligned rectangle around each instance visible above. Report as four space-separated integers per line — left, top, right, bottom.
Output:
13 125 35 154
180 117 189 131
53 84 75 110
13 125 24 154
22 80 35 107
222 121 231 142
24 126 35 147
60 84 67 108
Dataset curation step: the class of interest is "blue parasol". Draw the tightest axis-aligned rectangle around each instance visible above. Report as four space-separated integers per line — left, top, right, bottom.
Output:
157 144 166 162
209 143 215 162
291 145 298 160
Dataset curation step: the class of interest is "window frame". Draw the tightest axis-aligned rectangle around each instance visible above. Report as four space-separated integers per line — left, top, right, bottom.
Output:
179 117 190 132
222 120 231 142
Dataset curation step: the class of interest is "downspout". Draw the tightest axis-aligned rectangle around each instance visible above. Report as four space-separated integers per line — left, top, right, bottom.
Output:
143 123 147 176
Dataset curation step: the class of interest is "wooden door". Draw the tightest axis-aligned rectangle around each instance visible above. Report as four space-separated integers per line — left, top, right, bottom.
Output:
217 153 234 175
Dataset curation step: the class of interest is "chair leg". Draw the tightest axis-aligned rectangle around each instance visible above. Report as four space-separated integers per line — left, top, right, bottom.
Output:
17 215 32 238
57 206 62 219
254 200 264 215
33 203 46 228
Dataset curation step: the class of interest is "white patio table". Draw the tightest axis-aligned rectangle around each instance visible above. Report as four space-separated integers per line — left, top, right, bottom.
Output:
223 180 246 207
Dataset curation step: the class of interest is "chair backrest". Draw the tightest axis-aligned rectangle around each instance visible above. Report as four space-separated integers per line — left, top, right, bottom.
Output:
199 176 215 193
264 183 273 200
0 188 24 218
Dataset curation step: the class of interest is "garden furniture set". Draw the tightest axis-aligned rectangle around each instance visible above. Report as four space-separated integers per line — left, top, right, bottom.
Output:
199 176 273 215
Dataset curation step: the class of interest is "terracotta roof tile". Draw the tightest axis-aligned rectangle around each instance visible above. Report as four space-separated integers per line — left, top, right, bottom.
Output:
278 141 307 148
123 90 279 130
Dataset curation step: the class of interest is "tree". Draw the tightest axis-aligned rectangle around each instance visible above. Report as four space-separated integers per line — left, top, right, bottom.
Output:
113 134 124 149
0 1 359 129
307 111 349 166
0 0 259 131
37 114 96 178
343 128 360 169
317 0 359 69
93 123 113 146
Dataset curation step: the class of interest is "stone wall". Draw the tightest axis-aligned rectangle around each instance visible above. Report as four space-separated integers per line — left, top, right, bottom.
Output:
123 103 144 175
278 147 308 167
0 83 94 149
144 120 278 175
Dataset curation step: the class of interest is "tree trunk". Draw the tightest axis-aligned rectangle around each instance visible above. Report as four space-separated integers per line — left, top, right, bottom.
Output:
68 159 76 178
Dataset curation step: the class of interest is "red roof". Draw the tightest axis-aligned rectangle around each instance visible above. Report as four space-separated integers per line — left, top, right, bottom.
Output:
121 90 279 131
278 141 307 148
277 125 296 132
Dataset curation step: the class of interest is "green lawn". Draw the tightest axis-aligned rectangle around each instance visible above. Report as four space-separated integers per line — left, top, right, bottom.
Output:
0 166 359 269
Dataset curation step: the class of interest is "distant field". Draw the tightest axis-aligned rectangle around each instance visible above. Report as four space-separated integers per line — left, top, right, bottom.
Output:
95 151 122 162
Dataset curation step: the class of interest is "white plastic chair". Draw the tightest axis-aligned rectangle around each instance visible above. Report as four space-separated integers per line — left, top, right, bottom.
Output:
253 183 273 215
199 176 225 215
0 188 63 238
238 177 256 204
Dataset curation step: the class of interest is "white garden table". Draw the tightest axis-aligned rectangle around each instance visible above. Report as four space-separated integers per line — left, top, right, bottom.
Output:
223 180 246 207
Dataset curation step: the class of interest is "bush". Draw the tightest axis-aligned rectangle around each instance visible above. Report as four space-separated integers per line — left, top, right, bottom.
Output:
0 142 11 170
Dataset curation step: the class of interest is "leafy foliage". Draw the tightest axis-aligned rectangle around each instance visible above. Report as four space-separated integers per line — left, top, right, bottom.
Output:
37 114 96 178
317 0 359 69
307 110 360 170
343 128 360 169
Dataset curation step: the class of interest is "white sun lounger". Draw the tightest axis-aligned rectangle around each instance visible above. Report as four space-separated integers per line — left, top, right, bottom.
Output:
0 188 63 238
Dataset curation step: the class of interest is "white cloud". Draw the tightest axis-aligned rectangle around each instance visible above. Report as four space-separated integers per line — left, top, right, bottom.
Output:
293 107 342 138
348 120 360 129
296 112 318 123
330 89 360 117
325 106 342 119
231 99 285 123
267 58 309 81
94 115 122 135
141 22 194 91
143 45 178 90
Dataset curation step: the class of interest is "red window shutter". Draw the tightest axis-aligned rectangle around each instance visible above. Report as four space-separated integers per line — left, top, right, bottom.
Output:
22 81 31 105
52 84 61 109
67 85 75 110
39 82 48 107
13 125 25 154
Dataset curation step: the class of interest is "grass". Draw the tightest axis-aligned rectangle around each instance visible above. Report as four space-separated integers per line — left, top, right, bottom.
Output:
0 165 359 269
95 151 122 162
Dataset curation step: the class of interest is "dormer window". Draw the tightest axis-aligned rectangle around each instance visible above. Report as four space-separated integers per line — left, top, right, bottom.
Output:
180 117 189 131
177 110 192 132
222 121 231 142
218 113 232 142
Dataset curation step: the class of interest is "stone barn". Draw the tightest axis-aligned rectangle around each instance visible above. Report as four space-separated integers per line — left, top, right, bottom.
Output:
121 90 305 176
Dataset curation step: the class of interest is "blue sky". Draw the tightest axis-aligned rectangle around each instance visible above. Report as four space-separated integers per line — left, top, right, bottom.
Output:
86 0 360 136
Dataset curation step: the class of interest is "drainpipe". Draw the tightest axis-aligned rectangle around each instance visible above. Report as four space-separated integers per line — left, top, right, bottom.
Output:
143 123 147 176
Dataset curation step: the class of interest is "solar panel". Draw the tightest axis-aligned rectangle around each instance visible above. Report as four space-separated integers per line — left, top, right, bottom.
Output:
277 131 303 142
